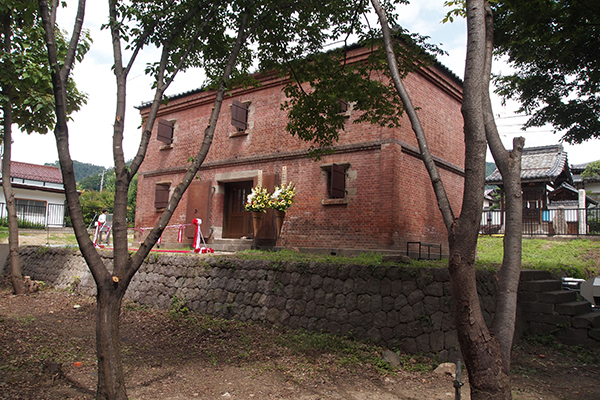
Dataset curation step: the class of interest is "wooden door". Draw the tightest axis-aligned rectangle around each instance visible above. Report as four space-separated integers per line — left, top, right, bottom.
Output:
185 180 212 238
224 181 253 238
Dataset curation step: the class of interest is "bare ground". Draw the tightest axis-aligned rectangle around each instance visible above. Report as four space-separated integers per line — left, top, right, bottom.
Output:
1 278 600 400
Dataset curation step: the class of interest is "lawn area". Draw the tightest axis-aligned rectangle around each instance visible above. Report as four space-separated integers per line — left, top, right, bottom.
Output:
477 236 600 279
235 236 600 279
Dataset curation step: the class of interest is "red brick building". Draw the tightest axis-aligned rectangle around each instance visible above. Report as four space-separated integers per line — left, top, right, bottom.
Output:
136 46 465 255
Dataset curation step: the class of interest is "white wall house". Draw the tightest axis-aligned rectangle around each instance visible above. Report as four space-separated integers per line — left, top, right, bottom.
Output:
0 161 66 228
572 161 600 202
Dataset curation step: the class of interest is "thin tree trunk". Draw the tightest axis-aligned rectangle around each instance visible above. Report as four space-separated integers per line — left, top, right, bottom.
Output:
489 137 523 373
481 2 523 374
94 3 252 398
371 0 512 398
1 12 24 295
2 114 24 295
370 0 454 230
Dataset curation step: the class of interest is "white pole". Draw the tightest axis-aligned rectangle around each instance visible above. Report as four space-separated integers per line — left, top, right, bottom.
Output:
99 169 105 191
579 189 587 234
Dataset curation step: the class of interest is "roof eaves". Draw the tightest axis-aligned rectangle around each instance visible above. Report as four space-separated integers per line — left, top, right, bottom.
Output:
137 40 462 110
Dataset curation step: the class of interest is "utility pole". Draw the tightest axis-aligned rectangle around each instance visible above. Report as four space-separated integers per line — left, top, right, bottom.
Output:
99 169 105 191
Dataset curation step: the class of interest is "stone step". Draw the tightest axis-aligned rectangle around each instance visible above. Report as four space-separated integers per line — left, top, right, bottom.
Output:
520 279 562 293
572 311 600 329
536 290 578 304
520 270 553 282
210 238 253 252
554 327 600 347
555 300 592 316
519 301 554 315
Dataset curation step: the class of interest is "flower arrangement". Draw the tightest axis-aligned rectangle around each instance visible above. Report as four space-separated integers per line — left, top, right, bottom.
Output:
268 182 296 212
244 186 270 212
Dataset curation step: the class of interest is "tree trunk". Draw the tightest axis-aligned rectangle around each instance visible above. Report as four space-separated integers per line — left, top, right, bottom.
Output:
1 13 25 295
2 120 24 296
491 141 523 373
371 0 513 398
95 281 127 400
449 2 511 398
39 1 253 397
482 2 524 374
448 233 511 400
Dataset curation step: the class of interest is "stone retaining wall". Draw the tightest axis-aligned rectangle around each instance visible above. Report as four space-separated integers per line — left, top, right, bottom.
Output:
11 247 499 362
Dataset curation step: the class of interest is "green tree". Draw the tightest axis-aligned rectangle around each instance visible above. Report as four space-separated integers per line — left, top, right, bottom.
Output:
581 161 600 180
0 0 88 294
375 2 523 398
78 189 114 227
78 168 113 191
78 169 136 226
282 0 522 396
39 0 377 398
493 0 600 144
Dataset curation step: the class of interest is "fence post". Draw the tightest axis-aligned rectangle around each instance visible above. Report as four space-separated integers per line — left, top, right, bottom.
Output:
579 190 587 235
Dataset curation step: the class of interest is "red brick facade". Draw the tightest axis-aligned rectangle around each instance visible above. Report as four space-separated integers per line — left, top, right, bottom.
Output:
136 46 465 254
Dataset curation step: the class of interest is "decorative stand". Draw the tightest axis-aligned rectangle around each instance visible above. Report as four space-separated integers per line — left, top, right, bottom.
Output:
275 210 286 238
251 211 263 238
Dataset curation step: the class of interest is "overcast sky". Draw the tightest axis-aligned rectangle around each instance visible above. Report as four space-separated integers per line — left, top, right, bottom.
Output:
10 0 600 168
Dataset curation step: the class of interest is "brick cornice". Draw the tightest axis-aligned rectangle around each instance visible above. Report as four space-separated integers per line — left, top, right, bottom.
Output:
140 139 464 178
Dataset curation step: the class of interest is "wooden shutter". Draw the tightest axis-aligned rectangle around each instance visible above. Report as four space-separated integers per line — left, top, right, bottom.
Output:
330 164 346 199
231 100 248 130
185 179 212 238
157 119 174 144
155 184 169 208
338 99 348 113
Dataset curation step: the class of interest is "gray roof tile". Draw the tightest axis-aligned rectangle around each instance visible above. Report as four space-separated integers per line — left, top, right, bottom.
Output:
486 144 568 185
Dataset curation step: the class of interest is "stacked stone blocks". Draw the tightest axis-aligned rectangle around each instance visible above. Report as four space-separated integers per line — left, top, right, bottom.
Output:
518 270 600 347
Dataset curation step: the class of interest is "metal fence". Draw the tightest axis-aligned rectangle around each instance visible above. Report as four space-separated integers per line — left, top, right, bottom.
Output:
0 202 67 228
481 207 600 236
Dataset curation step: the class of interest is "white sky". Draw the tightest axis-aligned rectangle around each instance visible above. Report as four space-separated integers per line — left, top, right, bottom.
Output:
10 0 600 168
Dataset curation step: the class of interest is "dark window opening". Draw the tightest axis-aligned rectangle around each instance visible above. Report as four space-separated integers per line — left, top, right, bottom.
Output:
328 164 346 199
337 99 348 114
231 100 249 131
157 119 174 144
155 184 170 209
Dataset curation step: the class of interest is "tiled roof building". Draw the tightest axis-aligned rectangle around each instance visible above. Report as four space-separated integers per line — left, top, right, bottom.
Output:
486 144 570 186
8 161 63 185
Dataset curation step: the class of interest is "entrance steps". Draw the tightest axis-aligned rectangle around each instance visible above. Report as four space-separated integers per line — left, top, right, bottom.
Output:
519 269 600 347
211 238 254 253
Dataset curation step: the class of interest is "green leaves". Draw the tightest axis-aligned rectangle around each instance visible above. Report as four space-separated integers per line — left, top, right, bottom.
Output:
581 161 600 180
442 0 466 23
493 0 600 144
281 32 440 157
0 6 90 136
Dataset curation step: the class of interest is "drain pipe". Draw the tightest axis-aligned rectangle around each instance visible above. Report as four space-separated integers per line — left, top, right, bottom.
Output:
454 360 464 400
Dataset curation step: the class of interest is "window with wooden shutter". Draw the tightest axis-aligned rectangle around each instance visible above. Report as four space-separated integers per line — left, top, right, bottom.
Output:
231 100 249 131
329 164 346 199
337 99 348 114
157 119 174 144
155 184 170 209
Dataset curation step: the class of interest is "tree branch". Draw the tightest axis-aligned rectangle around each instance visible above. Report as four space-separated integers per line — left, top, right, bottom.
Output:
127 5 253 280
59 0 86 83
370 0 455 231
127 4 218 180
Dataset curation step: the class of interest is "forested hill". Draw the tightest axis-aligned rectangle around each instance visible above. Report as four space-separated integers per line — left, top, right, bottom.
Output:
45 160 105 183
